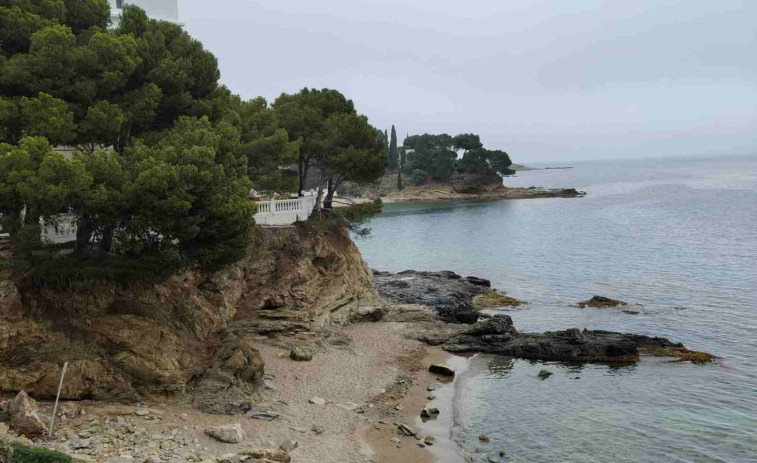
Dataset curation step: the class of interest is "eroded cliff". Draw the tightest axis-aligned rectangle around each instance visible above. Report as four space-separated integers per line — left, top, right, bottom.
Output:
0 223 379 403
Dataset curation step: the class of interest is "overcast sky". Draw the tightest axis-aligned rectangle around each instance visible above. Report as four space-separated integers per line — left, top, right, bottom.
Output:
181 0 757 162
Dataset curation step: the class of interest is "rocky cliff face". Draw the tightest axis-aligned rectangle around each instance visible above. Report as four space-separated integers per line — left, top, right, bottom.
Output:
449 172 505 194
0 223 378 402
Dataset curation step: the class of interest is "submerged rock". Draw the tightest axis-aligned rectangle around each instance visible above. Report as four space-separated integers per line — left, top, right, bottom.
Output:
576 296 628 308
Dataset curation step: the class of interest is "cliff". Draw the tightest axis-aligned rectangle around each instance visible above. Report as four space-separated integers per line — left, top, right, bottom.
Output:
0 223 379 405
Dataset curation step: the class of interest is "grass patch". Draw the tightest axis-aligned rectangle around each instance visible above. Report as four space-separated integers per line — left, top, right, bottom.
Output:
640 346 716 364
10 443 73 462
473 290 524 309
537 369 553 379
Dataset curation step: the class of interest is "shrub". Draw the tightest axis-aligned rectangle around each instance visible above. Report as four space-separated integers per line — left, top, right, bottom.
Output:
410 169 429 186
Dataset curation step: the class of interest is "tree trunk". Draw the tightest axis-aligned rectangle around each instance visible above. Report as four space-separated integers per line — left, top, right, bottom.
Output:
323 178 334 209
75 217 94 258
98 223 115 262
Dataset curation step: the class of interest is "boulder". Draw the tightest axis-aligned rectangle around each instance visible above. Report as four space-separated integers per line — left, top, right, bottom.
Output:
463 276 491 287
205 424 245 444
354 306 384 322
428 365 455 377
8 391 46 438
240 448 291 463
420 404 439 418
289 347 312 362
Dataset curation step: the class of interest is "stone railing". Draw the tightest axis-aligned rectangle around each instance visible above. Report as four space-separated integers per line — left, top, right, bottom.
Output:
253 196 318 226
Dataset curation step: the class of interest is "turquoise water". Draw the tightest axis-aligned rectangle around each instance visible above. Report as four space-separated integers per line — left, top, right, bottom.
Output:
355 155 757 462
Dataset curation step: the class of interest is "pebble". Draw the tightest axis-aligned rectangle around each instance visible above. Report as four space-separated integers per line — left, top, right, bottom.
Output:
135 410 150 417
394 404 403 411
427 385 437 391
309 397 326 406
311 424 325 435
424 436 435 446
417 442 426 448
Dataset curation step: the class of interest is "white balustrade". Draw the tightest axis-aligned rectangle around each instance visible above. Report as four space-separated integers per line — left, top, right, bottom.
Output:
254 196 320 225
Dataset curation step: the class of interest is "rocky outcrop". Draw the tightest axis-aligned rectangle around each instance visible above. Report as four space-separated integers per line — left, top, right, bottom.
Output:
440 314 687 362
0 223 378 401
450 172 505 194
373 270 489 324
205 424 245 443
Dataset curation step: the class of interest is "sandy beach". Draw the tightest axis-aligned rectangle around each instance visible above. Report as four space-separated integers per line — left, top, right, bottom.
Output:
6 322 464 463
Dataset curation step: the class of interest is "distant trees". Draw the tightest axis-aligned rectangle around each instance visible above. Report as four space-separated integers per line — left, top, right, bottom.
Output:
401 132 515 185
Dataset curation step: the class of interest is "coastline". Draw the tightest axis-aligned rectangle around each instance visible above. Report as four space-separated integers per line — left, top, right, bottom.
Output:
334 184 583 207
0 322 458 463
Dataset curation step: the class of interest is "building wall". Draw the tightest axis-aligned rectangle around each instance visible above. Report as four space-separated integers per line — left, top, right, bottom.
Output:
108 0 180 27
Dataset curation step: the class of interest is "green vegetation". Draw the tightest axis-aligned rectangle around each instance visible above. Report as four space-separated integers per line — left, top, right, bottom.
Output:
389 124 398 170
402 132 515 185
10 442 73 462
640 346 716 364
0 1 386 286
538 369 553 379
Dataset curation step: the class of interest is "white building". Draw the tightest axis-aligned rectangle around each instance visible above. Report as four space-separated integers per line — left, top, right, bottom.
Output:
108 0 180 27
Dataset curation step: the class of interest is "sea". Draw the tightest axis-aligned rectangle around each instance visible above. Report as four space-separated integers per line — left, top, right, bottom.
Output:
354 155 757 463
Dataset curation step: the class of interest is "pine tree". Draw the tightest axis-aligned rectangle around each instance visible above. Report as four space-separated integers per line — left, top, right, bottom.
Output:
389 125 398 170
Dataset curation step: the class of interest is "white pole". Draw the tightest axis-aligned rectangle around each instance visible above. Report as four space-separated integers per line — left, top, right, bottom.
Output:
48 361 69 438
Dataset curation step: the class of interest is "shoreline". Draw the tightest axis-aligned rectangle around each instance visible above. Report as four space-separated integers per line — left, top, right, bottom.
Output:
333 185 584 207
365 342 470 463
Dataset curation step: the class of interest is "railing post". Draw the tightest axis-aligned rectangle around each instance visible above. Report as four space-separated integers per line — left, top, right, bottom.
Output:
270 197 275 214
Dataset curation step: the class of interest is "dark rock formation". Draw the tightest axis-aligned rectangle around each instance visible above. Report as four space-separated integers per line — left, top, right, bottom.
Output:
441 314 684 362
428 365 455 377
374 270 489 324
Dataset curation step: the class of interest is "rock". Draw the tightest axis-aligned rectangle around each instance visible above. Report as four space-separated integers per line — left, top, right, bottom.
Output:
537 369 553 379
500 449 507 457
204 424 244 444
308 397 325 406
421 404 439 418
479 433 490 442
428 365 455 377
289 347 313 362
279 439 298 452
391 437 401 444
576 296 628 308
73 438 92 449
463 276 491 287
335 402 358 411
374 271 488 324
394 404 403 411
0 423 7 435
397 424 416 437
355 306 385 322
427 395 436 400
8 391 46 438
144 457 162 463
310 424 325 435
426 385 436 391
424 436 435 446
417 442 426 448
440 314 693 363
248 407 279 421
135 410 150 416
240 448 291 463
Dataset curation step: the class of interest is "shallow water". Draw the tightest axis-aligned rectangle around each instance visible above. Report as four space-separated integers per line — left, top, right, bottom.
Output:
355 155 757 462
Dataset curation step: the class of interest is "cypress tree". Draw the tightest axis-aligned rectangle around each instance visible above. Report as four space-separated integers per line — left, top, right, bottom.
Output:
389 125 398 170
397 168 403 190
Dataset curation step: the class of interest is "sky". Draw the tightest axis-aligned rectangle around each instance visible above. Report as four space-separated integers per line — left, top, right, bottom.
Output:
180 0 757 163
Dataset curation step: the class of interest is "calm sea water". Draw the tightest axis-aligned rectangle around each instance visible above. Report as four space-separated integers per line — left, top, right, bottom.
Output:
355 155 757 463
